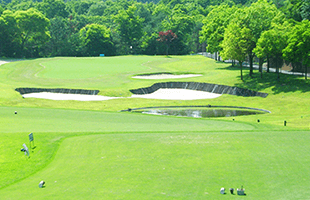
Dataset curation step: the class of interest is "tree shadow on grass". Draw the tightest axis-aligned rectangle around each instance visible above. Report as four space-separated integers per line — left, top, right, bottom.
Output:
218 65 310 95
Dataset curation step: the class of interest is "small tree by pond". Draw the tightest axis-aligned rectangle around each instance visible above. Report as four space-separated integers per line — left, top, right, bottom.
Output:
157 30 177 56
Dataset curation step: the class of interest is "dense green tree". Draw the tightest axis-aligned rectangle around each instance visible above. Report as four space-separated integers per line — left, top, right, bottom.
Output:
87 0 131 17
253 18 293 78
79 23 114 56
14 8 50 57
200 4 237 60
36 0 68 19
102 0 129 17
300 0 310 20
230 0 281 77
0 10 19 56
283 20 310 80
135 2 152 25
280 0 303 21
272 0 286 9
141 32 165 55
66 0 96 15
1 0 301 59
152 3 171 23
160 5 195 54
0 5 4 14
114 5 144 54
254 29 286 79
4 0 37 11
221 23 253 80
190 16 204 53
87 1 107 16
45 16 76 56
159 0 184 9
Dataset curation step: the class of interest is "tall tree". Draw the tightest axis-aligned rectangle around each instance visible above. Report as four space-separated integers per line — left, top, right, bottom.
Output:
230 0 281 77
160 4 195 55
254 29 286 79
253 18 293 79
36 0 68 19
200 4 237 61
79 23 115 56
0 10 20 57
283 20 310 80
221 23 251 80
14 8 50 57
46 16 75 56
114 5 144 54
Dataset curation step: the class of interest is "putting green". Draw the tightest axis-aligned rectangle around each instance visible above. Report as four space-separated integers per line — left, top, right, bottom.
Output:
37 56 168 79
1 132 309 199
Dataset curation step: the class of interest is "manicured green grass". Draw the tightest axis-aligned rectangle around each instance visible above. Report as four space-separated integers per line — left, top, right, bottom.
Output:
0 107 259 134
0 106 259 189
0 55 309 199
37 56 166 79
1 131 309 199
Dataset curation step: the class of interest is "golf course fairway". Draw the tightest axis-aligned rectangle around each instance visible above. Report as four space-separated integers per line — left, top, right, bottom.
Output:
0 55 309 199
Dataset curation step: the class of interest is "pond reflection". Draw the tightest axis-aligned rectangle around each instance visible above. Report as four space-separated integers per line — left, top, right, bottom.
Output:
132 108 267 118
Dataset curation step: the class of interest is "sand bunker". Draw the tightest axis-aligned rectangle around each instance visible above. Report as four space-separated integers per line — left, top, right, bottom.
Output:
0 61 9 66
132 74 202 79
22 89 221 101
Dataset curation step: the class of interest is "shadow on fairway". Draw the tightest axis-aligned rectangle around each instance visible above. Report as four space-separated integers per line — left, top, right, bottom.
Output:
218 65 310 94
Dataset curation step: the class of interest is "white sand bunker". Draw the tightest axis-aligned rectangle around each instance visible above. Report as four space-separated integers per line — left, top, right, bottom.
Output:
23 92 122 101
0 61 9 66
131 89 221 100
132 74 202 79
22 89 221 101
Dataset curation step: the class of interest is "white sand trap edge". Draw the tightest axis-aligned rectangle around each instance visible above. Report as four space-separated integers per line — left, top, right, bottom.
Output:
22 89 221 101
0 61 9 66
22 92 122 101
131 89 221 100
132 74 202 79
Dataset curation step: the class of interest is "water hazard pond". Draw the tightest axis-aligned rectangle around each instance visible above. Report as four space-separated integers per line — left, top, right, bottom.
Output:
126 106 270 118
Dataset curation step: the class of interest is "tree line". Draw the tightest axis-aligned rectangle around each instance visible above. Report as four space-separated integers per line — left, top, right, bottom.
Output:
200 0 310 80
0 0 309 79
0 0 212 57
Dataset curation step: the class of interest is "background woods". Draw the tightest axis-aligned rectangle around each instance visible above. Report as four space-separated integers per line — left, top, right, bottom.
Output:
0 0 309 78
